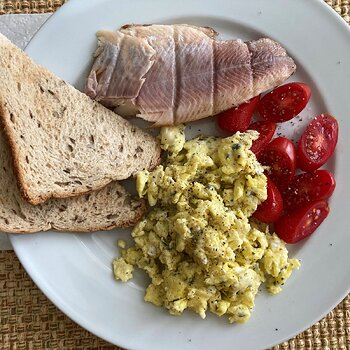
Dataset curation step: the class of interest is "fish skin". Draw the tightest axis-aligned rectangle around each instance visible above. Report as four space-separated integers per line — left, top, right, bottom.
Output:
212 39 253 116
85 25 296 126
119 25 220 126
85 30 155 108
247 38 296 95
121 25 177 125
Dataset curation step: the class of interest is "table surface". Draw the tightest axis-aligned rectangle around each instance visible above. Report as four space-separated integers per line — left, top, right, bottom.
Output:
0 1 349 349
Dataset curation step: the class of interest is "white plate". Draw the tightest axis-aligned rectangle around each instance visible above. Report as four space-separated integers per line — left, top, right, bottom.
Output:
9 1 350 349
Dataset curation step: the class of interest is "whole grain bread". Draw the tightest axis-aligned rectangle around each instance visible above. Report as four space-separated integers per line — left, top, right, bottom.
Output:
0 126 145 233
0 34 161 205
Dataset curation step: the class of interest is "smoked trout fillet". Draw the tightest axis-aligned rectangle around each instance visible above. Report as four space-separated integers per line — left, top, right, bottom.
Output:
86 24 296 126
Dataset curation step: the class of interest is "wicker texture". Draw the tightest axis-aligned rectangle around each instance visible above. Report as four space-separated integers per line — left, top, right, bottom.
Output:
0 0 66 14
0 251 118 350
1 250 350 350
0 0 348 23
325 0 350 23
1 1 350 349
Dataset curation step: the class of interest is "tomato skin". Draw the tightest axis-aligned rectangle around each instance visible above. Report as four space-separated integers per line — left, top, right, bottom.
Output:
253 178 283 223
283 170 336 212
249 121 277 157
275 201 329 244
298 114 339 172
257 82 311 122
217 96 260 133
259 137 297 190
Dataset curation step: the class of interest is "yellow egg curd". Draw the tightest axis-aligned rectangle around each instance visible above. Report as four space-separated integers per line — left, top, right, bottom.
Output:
113 126 299 323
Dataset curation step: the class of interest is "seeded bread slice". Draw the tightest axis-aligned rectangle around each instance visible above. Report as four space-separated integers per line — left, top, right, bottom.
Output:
0 34 160 205
0 126 145 233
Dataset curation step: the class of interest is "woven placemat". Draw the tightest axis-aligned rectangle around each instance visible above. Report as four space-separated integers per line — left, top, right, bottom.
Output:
0 0 349 24
1 1 350 349
326 0 350 24
0 0 66 14
1 251 350 350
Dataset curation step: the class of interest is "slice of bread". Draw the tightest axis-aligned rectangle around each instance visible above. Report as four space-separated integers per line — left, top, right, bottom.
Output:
0 34 161 205
0 126 145 233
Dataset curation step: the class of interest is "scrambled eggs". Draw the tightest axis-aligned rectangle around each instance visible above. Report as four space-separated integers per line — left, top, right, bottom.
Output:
113 126 299 323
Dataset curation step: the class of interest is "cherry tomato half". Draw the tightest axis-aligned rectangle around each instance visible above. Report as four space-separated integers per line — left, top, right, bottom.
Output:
217 96 260 133
259 137 297 189
283 170 336 212
253 178 283 223
275 201 329 244
298 114 339 172
257 82 311 122
249 121 277 157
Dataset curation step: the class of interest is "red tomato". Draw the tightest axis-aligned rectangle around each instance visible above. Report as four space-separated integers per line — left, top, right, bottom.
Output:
257 82 311 122
275 201 329 244
217 96 260 133
259 137 297 189
249 121 277 157
253 178 283 223
283 170 336 211
298 114 339 172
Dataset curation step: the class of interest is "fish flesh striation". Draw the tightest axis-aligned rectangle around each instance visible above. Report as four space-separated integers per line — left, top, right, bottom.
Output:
86 24 296 126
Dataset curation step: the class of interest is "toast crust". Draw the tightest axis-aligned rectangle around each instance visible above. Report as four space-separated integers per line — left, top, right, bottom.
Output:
0 102 147 234
0 99 160 205
0 33 161 205
0 199 146 234
0 100 31 203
